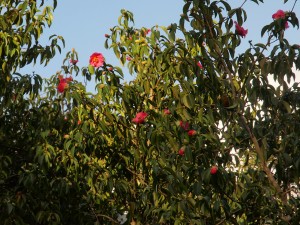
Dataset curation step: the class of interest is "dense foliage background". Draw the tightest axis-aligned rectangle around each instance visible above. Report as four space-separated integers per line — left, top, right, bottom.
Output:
0 0 300 224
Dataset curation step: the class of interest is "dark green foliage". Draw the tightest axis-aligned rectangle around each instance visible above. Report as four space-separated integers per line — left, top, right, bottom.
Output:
0 0 299 224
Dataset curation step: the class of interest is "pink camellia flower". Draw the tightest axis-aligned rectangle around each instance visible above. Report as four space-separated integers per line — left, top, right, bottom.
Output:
234 21 248 38
178 148 185 156
210 166 218 175
89 52 105 68
197 61 203 69
180 121 189 131
188 130 197 136
272 10 289 30
272 10 285 20
70 59 78 65
132 112 148 124
163 108 171 115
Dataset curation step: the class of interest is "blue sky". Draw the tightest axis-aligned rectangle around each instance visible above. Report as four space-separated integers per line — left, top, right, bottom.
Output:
23 0 300 91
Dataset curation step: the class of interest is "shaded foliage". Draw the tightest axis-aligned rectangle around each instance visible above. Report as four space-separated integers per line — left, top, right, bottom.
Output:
0 0 300 224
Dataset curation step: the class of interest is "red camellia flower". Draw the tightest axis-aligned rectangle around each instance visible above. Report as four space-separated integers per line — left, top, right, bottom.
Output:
132 112 148 124
57 75 73 93
163 108 171 115
57 80 68 93
145 29 151 35
197 61 203 69
272 10 285 20
180 121 189 131
89 52 105 68
126 56 132 61
188 130 197 136
234 21 248 38
178 148 185 156
77 120 81 125
104 34 110 38
210 166 218 175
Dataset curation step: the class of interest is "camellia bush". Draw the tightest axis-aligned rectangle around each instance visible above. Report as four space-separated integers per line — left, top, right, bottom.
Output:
1 0 300 224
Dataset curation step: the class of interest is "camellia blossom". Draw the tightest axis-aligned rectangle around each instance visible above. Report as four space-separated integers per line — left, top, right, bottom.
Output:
57 75 73 93
188 130 197 136
180 121 189 131
272 10 285 20
126 56 132 61
197 61 203 69
132 112 148 124
163 108 171 115
272 10 289 30
89 52 104 68
145 29 151 35
57 80 68 93
210 166 218 175
178 148 185 156
234 21 248 38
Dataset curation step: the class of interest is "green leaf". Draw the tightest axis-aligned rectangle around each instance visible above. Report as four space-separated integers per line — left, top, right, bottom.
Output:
88 65 95 74
7 203 13 214
261 24 270 37
182 94 195 109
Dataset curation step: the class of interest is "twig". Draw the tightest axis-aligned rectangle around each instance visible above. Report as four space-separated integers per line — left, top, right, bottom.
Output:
239 113 287 205
89 203 119 224
216 218 226 225
96 214 119 224
291 0 298 12
240 0 248 8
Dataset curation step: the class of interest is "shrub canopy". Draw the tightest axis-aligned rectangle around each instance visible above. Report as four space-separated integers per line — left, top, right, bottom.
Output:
0 0 300 224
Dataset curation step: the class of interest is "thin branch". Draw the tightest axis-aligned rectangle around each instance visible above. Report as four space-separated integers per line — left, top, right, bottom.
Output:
90 204 119 224
240 0 248 8
203 14 236 100
291 0 298 12
96 214 119 224
239 113 287 205
216 218 226 225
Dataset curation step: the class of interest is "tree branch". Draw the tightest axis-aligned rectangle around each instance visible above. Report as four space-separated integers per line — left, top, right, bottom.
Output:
239 113 287 205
